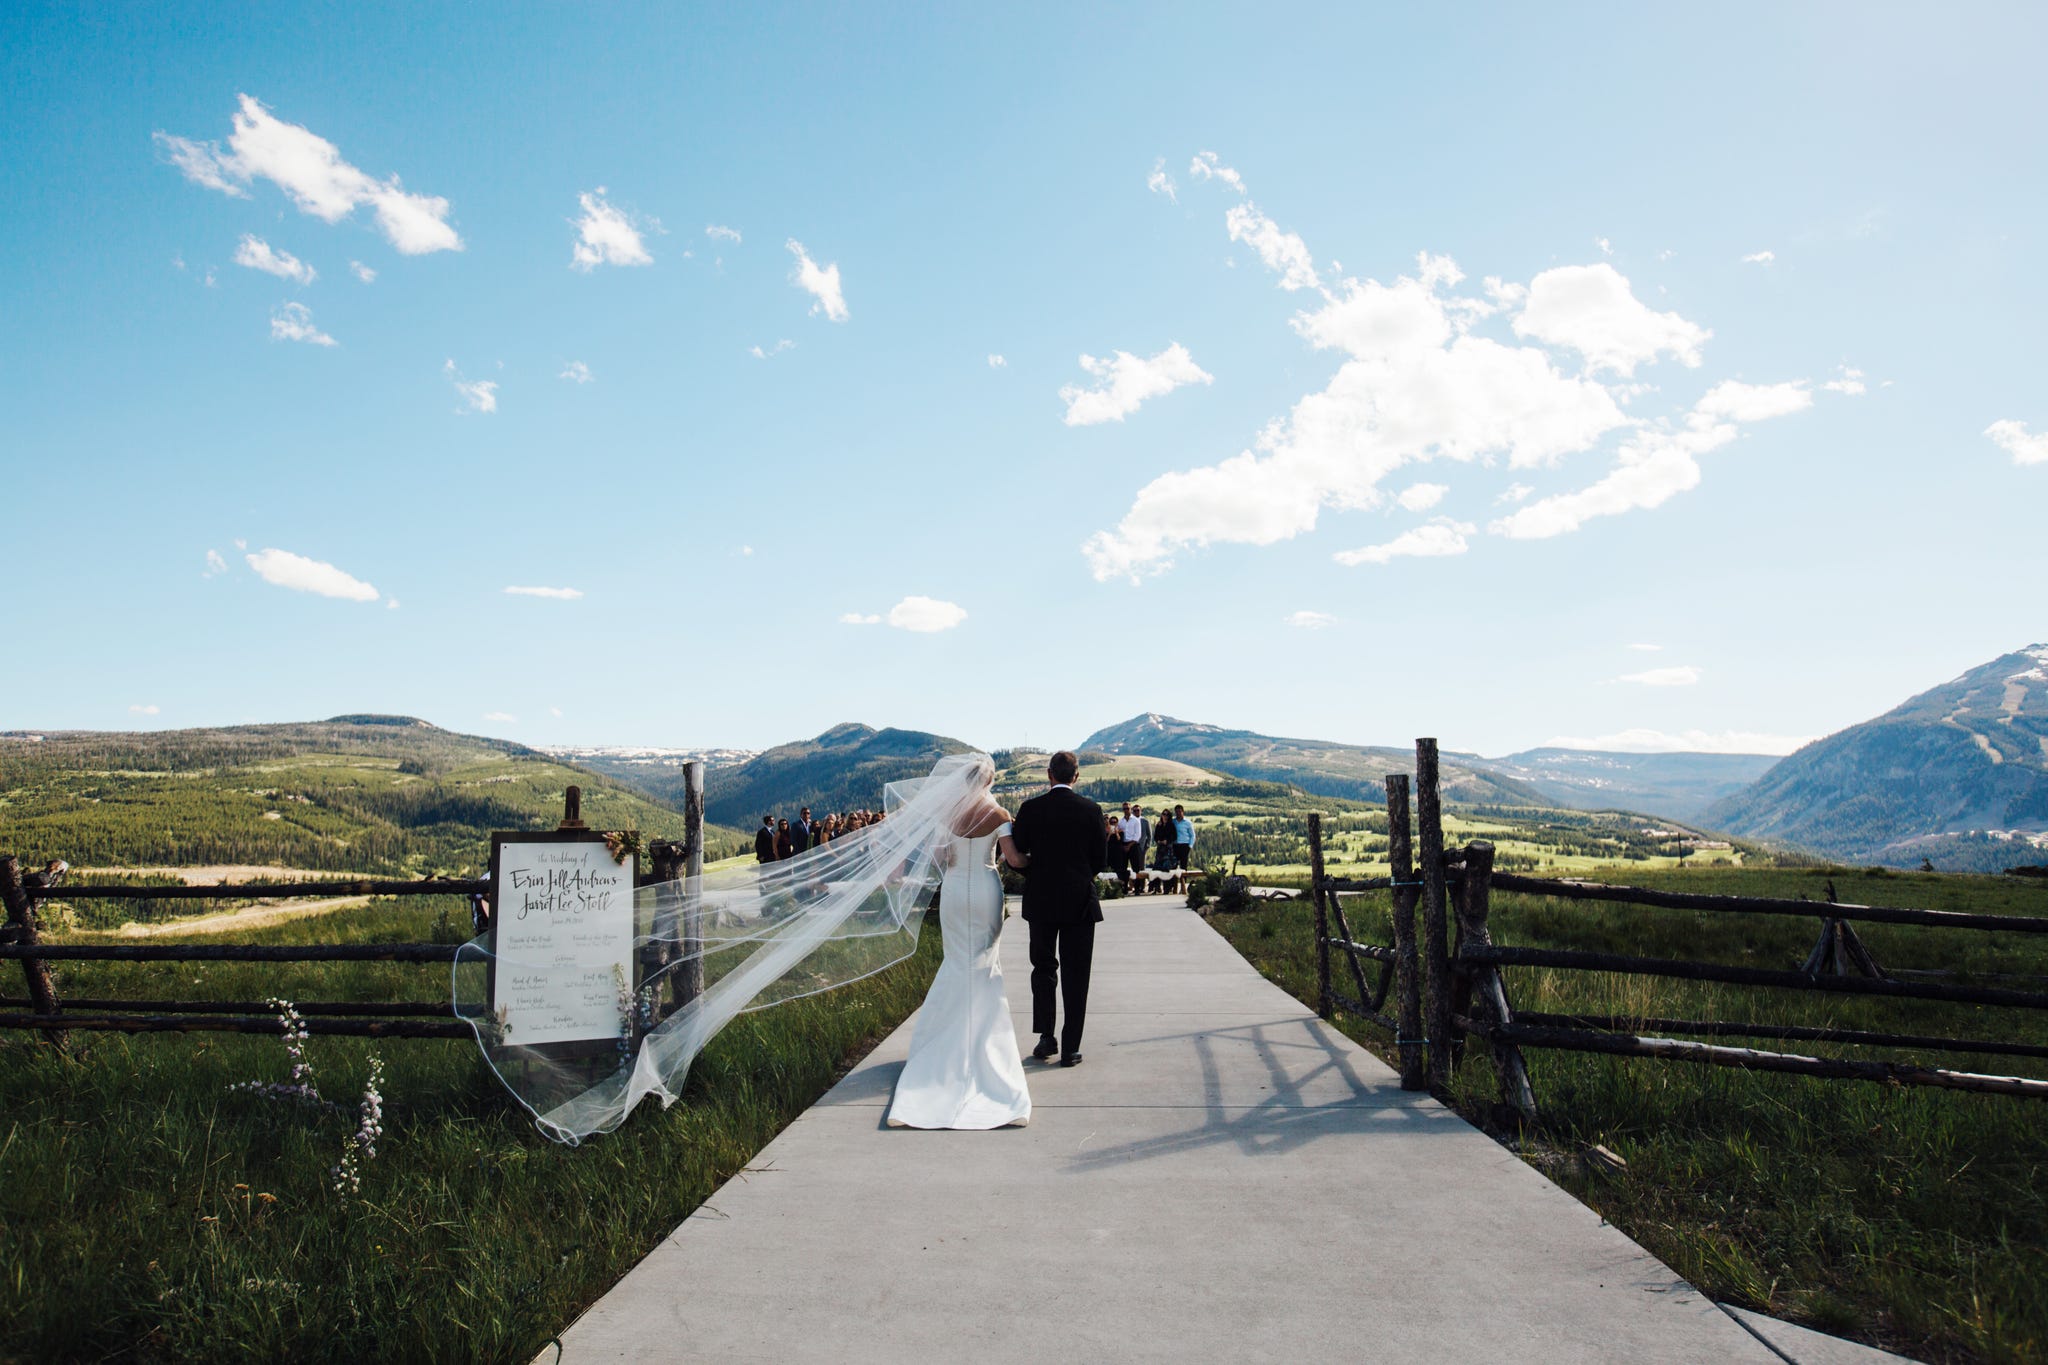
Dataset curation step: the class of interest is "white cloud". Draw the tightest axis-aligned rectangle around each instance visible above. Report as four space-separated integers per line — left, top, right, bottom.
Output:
1085 253 1629 581
705 224 742 244
445 360 497 414
786 240 848 321
839 612 881 625
503 585 583 600
245 547 380 601
549 706 564 718
203 549 228 577
155 94 461 254
1060 343 1213 426
988 354 1007 368
483 711 517 723
1395 482 1448 512
1617 665 1702 686
233 235 316 284
571 189 655 271
1741 250 1776 265
1225 203 1320 293
1692 378 1812 424
749 339 796 359
1541 727 1810 755
386 599 400 610
1628 642 1663 652
129 703 160 716
1986 419 2048 466
1086 167 1836 581
270 302 336 346
1823 365 1866 395
1594 236 1613 256
349 259 376 283
885 596 967 632
1334 518 1476 567
1513 263 1710 375
1492 379 1811 540
559 360 593 384
1147 158 1177 203
736 545 754 557
1188 150 1245 194
1285 610 1335 629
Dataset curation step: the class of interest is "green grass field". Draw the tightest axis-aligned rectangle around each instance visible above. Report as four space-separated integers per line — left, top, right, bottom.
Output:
0 897 939 1363
1209 865 2048 1364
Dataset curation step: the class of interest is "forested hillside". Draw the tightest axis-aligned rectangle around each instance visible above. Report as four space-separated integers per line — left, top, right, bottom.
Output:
0 716 744 874
701 723 973 827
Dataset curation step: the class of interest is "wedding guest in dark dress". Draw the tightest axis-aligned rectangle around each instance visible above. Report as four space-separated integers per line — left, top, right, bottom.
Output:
775 818 794 861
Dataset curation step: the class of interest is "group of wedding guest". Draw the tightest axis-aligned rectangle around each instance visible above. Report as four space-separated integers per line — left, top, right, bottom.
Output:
1102 801 1196 892
752 805 886 863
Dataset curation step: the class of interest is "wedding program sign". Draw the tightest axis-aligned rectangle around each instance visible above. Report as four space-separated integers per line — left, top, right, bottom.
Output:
489 833 637 1050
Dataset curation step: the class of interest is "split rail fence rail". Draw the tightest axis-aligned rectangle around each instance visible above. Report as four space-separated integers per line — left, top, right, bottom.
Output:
1308 739 2048 1122
0 772 708 1050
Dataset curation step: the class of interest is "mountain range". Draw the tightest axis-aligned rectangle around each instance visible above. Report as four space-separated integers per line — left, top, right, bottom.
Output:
1481 749 1780 822
11 643 2044 876
1078 714 1550 806
1706 645 2048 871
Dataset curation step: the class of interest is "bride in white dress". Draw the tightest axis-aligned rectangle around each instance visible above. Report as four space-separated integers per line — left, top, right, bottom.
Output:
887 757 1032 1130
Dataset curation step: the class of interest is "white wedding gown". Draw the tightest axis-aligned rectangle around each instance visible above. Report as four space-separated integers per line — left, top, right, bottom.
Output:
886 823 1031 1129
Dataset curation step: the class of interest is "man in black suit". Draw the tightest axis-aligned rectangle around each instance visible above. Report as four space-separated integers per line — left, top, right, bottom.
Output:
1008 749 1107 1067
754 816 777 864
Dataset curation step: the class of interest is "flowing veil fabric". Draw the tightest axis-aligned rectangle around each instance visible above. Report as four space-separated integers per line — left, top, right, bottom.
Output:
453 753 998 1144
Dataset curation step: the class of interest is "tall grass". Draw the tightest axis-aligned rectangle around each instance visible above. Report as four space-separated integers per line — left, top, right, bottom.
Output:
0 898 938 1362
1211 866 2048 1364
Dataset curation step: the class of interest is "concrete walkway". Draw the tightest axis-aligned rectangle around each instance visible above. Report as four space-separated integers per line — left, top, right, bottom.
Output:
554 900 1902 1364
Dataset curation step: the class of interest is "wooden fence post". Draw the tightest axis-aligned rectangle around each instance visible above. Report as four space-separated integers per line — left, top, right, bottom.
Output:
1306 814 1335 1019
1385 774 1424 1091
675 761 706 1010
1416 739 1452 1093
1 855 65 1049
1453 840 1537 1125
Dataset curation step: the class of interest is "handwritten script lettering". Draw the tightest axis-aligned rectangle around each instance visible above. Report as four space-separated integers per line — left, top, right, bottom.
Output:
492 841 636 1047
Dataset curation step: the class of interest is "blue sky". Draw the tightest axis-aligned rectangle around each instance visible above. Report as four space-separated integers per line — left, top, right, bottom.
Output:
2 3 2043 757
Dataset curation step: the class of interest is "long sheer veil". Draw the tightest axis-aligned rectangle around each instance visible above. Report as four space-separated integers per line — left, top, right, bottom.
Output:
453 752 998 1144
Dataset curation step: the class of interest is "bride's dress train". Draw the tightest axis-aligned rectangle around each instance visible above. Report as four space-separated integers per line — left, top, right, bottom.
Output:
886 822 1031 1129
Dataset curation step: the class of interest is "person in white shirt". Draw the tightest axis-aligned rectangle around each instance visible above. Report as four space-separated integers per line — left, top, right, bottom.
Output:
1117 806 1146 883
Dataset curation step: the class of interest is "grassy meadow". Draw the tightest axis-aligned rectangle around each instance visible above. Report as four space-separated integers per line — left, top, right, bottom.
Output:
1209 864 2048 1364
0 897 939 1363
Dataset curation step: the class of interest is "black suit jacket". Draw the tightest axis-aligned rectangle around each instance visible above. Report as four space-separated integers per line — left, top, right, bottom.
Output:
754 828 776 862
1011 785 1107 925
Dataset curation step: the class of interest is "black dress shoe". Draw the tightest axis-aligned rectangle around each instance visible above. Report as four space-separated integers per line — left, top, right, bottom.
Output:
1059 1052 1084 1068
1032 1035 1058 1060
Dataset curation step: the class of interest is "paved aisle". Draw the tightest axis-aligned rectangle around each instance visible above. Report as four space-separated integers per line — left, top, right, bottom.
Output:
553 901 1884 1364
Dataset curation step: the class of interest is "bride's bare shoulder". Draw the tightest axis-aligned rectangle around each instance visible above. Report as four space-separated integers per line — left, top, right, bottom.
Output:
962 806 1012 838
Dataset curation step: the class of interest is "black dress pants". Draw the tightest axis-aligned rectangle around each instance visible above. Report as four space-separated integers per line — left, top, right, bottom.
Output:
1028 916 1095 1055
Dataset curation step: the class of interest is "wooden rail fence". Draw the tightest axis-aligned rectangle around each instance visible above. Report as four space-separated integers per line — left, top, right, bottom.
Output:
1309 739 2048 1120
0 774 705 1050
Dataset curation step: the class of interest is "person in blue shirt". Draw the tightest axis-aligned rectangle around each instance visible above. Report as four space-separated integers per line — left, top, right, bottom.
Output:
1171 806 1195 869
